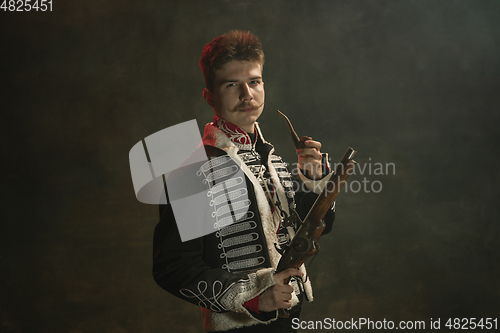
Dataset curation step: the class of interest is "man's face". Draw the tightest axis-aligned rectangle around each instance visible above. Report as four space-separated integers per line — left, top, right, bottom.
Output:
204 60 264 133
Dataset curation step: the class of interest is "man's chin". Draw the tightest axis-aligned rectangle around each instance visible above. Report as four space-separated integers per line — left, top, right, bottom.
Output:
235 117 261 132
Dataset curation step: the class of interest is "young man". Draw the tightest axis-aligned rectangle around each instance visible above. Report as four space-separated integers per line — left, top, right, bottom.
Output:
153 31 334 332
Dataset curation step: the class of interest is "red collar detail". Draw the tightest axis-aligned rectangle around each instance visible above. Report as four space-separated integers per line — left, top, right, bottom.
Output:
212 116 257 149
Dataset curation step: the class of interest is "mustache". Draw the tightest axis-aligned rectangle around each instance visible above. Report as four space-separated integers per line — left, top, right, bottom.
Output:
233 101 264 112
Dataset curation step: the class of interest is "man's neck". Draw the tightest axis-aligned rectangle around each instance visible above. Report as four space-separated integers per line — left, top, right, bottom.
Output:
243 126 255 134
247 131 256 143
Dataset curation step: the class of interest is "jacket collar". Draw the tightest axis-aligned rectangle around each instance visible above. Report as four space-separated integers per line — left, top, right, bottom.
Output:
204 115 264 151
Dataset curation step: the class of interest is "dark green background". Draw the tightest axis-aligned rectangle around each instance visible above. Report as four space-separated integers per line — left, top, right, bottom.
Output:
2 1 499 332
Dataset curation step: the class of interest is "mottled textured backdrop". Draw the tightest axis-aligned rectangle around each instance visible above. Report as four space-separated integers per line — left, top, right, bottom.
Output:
1 1 499 332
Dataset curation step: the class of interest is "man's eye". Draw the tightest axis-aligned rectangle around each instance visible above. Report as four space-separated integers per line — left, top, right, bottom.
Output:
226 83 236 88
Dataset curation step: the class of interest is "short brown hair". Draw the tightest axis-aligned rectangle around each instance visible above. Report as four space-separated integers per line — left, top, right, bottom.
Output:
199 31 265 92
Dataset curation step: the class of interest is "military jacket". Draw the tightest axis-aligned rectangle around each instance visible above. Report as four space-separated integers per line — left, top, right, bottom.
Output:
153 117 334 332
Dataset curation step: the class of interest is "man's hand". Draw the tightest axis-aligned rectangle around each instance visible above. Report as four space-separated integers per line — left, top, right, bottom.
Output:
297 139 323 180
258 268 304 312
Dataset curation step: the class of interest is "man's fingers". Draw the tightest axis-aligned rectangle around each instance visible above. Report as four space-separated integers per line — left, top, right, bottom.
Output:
298 153 323 170
297 146 322 158
298 149 322 157
272 282 293 293
296 138 323 179
283 284 294 294
297 153 322 164
305 139 321 150
298 155 322 165
273 285 292 297
275 268 304 282
258 269 304 311
259 285 292 311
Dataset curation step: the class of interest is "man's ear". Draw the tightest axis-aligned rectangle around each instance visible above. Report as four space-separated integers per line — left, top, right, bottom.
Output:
203 88 215 108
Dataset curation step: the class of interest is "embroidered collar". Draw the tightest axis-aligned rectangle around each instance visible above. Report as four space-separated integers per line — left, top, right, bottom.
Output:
212 115 257 151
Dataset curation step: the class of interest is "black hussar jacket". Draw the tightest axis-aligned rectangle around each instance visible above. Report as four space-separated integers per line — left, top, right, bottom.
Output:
153 117 335 332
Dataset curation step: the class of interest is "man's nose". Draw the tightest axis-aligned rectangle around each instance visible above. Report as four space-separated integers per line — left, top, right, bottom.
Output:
239 83 253 101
